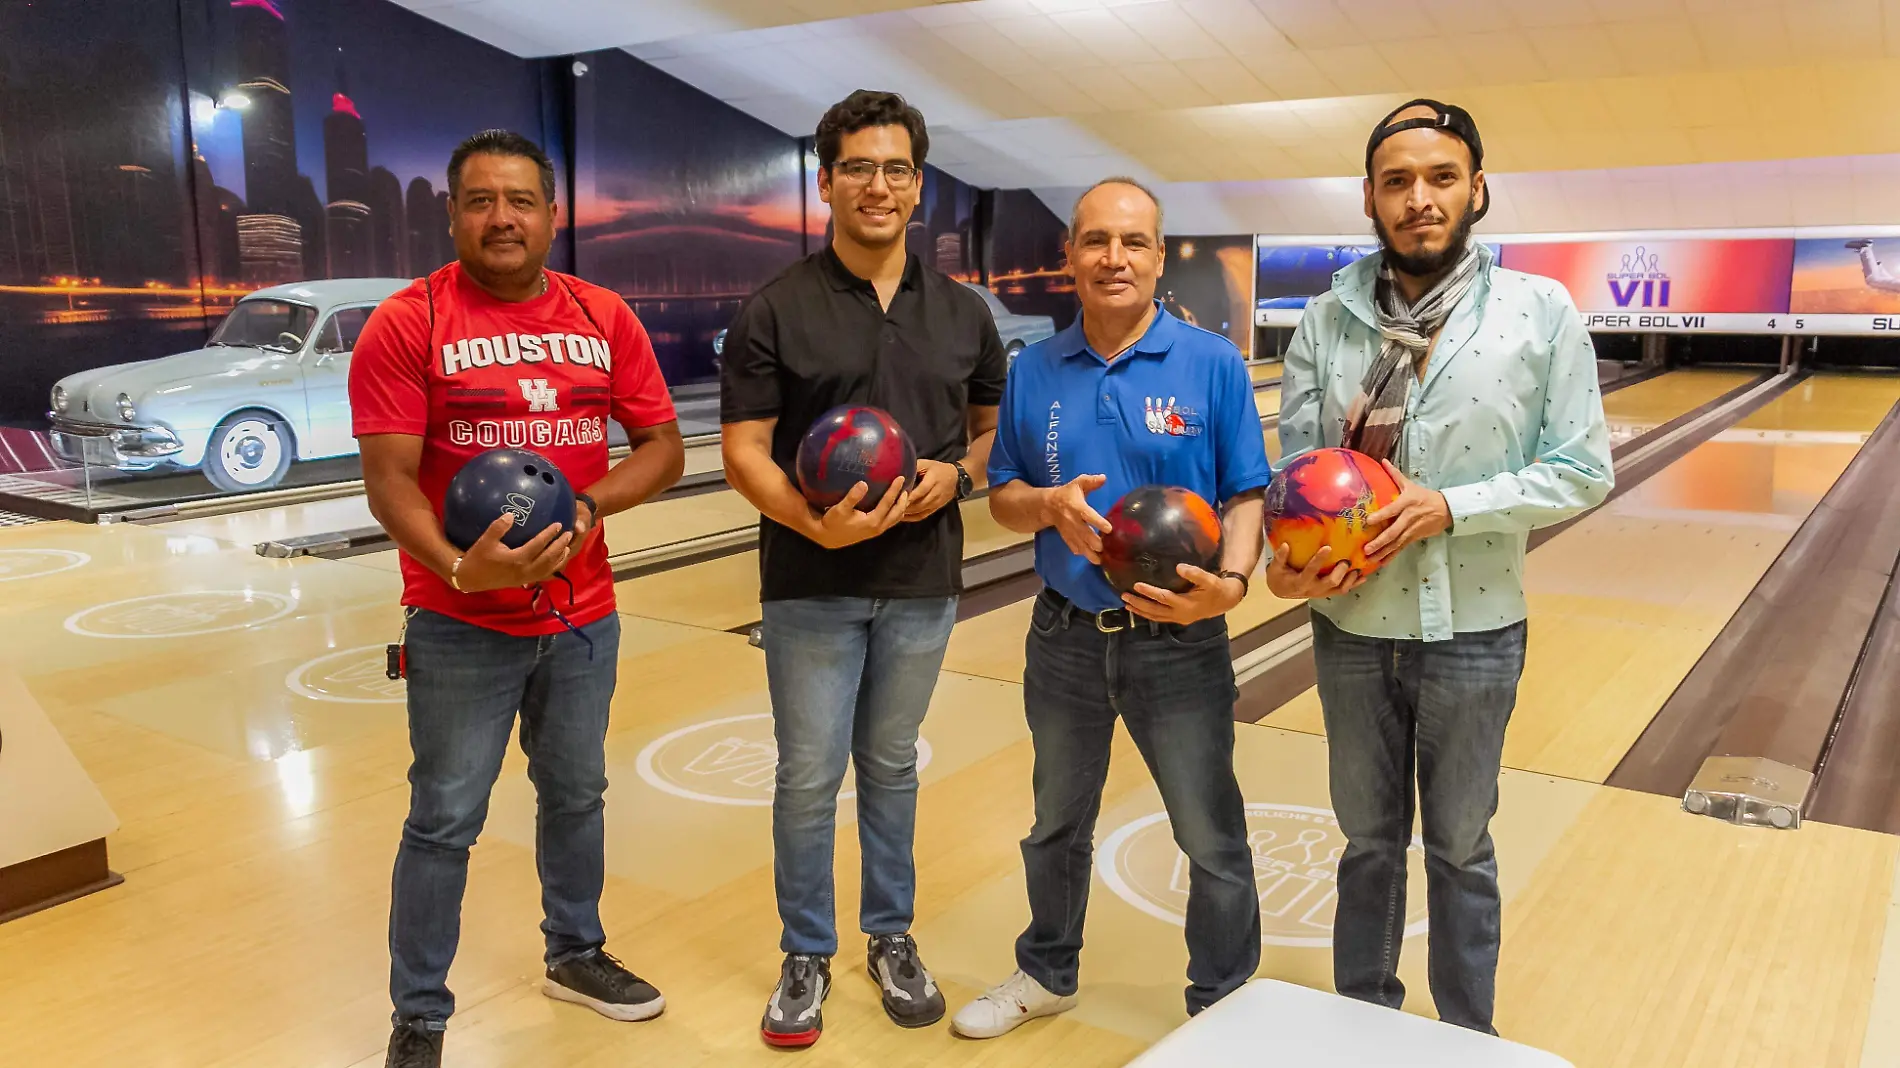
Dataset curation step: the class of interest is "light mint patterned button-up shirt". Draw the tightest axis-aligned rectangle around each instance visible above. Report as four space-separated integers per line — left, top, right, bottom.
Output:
1278 243 1613 642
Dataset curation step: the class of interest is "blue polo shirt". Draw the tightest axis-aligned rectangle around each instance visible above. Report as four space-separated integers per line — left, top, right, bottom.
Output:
988 303 1273 612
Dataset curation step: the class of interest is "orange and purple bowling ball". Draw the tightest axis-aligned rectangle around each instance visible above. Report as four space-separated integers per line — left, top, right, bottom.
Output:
1264 447 1401 577
1099 484 1224 595
795 404 918 512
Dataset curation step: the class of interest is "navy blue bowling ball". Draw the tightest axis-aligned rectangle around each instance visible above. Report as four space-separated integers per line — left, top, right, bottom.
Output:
442 448 576 551
794 405 917 512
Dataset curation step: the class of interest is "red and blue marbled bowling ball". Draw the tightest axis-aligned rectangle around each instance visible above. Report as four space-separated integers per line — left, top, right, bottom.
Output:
794 405 918 513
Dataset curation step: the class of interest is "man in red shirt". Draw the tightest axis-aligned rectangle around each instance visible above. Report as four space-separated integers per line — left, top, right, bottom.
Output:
349 130 685 1068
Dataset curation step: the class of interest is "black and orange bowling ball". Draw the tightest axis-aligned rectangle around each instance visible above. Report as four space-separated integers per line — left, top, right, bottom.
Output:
794 405 918 513
1263 447 1401 576
1099 484 1223 595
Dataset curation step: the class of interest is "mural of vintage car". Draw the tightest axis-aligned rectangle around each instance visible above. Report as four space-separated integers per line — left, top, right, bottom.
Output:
48 278 408 492
711 281 1057 367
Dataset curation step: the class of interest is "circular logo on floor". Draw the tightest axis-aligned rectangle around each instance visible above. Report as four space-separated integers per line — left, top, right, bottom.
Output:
286 645 405 704
1096 803 1431 947
64 590 296 638
635 712 935 807
0 548 90 582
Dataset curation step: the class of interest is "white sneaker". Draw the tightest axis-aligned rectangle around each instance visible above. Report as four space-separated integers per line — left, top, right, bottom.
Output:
950 969 1078 1039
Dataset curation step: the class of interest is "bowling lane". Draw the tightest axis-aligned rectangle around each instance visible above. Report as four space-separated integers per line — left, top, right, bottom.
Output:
158 435 727 550
1249 359 1283 384
1263 373 1900 783
5 385 1893 1068
1595 367 1758 449
1254 385 1281 418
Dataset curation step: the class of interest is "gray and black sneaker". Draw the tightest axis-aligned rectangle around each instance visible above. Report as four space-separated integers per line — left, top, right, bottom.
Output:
544 947 666 1021
867 933 945 1028
761 953 831 1048
384 1018 443 1068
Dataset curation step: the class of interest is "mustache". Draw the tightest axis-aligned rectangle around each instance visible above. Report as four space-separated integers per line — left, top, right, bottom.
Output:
1373 198 1478 277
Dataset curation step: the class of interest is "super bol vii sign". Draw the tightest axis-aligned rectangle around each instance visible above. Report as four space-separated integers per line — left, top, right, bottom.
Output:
1609 246 1670 308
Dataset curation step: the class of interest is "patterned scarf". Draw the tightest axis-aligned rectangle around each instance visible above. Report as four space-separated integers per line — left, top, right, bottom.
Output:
1340 244 1482 463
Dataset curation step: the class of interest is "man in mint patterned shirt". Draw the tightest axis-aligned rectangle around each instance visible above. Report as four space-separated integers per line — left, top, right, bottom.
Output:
1270 99 1612 1035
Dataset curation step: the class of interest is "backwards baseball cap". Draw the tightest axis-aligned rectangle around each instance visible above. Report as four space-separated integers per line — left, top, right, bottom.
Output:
1365 98 1488 220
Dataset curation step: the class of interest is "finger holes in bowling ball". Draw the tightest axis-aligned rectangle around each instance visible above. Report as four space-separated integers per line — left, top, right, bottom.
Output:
442 448 577 552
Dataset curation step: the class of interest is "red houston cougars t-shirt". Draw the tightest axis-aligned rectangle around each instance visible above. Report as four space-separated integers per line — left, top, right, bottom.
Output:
350 262 676 636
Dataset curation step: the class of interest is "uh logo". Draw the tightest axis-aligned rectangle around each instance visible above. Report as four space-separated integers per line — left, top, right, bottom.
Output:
1609 245 1671 308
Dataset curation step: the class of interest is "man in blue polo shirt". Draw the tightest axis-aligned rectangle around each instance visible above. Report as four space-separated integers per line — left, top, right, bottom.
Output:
951 177 1271 1040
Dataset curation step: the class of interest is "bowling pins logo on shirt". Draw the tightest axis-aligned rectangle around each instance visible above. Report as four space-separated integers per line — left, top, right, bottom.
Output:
1096 803 1430 946
1143 397 1203 437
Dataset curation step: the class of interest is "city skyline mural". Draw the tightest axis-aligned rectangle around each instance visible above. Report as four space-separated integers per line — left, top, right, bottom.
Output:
187 0 552 286
986 189 1077 332
0 0 553 426
572 49 807 387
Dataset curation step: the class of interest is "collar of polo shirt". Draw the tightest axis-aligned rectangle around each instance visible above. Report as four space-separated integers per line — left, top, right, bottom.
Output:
1055 299 1181 361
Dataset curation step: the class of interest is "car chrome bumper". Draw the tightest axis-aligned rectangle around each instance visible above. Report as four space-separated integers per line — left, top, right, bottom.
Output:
48 414 184 469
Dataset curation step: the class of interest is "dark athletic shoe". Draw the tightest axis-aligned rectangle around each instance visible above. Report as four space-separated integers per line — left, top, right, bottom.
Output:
384 1018 443 1068
544 947 666 1021
866 933 945 1027
761 953 831 1048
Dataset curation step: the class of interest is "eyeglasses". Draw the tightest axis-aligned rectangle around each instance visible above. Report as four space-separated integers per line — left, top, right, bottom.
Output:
833 159 918 188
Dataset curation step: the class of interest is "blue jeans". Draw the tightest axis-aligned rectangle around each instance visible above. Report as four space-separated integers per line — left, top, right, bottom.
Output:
388 608 621 1023
761 596 957 956
1015 589 1260 1015
1309 610 1527 1034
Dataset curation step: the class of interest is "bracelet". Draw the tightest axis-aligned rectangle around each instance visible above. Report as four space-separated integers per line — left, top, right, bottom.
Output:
1219 569 1250 596
450 555 466 592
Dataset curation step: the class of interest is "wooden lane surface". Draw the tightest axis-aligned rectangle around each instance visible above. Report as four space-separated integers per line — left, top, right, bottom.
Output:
0 521 1887 1068
2 370 1897 1067
1261 374 1900 783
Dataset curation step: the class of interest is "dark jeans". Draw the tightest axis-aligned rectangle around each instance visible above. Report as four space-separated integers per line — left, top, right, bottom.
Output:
760 596 957 956
388 608 621 1024
1014 589 1260 1016
1308 609 1527 1034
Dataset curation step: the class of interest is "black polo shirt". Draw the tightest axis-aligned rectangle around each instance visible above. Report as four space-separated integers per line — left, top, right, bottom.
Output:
720 246 1008 602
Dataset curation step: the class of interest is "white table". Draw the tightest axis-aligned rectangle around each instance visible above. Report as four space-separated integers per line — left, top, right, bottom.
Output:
1127 979 1575 1067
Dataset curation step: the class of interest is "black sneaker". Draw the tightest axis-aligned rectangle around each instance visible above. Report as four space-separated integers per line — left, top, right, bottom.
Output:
866 933 945 1027
760 953 831 1049
384 1018 443 1068
544 947 666 1022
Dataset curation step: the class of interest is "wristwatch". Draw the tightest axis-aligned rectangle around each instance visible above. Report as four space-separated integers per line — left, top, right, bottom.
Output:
1219 569 1250 596
951 461 973 501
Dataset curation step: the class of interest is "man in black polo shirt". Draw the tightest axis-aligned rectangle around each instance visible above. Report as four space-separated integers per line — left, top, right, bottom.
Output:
720 89 1007 1050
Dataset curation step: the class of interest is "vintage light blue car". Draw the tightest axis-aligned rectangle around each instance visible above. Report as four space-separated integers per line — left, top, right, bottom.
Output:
48 278 408 492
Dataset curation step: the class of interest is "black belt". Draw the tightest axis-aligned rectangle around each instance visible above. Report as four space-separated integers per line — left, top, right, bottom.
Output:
1040 588 1147 634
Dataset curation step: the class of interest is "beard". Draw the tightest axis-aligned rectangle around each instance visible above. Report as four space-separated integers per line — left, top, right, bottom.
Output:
1373 195 1478 279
